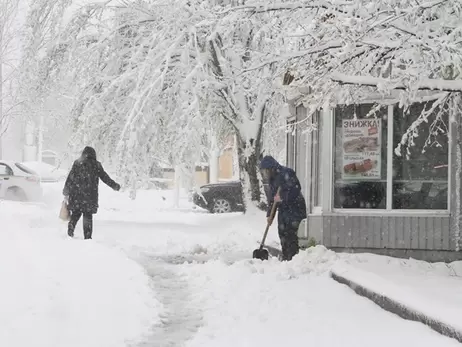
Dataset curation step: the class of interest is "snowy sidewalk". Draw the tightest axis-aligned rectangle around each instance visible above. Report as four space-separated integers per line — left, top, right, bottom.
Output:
92 209 462 346
331 254 462 342
0 200 159 347
9 183 462 346
179 247 461 347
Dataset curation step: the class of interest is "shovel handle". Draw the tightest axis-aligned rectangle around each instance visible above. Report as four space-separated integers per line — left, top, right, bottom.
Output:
260 187 281 249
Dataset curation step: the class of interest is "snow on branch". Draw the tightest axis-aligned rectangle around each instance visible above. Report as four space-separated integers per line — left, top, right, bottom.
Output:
218 1 352 16
331 73 462 93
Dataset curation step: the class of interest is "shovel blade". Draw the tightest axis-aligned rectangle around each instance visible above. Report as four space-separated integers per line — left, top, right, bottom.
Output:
253 248 269 260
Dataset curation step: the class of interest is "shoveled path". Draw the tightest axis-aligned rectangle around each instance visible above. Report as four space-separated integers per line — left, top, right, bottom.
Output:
134 254 204 347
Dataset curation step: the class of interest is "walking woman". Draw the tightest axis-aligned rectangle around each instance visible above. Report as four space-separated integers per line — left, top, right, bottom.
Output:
63 146 121 239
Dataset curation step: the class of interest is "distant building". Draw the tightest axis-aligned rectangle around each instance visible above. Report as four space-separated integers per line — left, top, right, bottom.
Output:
159 135 238 189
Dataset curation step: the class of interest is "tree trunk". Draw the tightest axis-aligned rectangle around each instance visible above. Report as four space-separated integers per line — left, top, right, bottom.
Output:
37 114 44 162
232 134 239 179
209 135 220 184
236 137 264 211
129 177 137 200
173 164 181 208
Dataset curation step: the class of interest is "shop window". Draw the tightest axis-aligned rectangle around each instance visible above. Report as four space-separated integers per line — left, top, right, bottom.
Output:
392 102 448 209
332 101 449 211
333 104 388 209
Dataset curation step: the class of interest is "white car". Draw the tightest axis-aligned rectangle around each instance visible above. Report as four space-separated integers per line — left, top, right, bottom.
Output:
20 161 68 183
0 161 43 201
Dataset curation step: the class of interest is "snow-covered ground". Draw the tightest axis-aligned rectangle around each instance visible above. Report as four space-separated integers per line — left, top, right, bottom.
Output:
0 195 159 347
1 183 461 346
334 253 462 333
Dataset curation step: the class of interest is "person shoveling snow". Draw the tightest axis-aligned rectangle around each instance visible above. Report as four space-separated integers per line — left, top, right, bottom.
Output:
259 155 307 261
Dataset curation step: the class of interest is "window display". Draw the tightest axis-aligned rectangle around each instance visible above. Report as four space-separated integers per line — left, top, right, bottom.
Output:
333 104 388 209
333 101 449 211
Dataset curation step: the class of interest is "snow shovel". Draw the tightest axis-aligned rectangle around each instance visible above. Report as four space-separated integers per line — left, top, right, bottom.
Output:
253 188 280 261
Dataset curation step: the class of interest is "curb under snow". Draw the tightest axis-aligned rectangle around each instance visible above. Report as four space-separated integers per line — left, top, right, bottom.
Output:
330 266 462 343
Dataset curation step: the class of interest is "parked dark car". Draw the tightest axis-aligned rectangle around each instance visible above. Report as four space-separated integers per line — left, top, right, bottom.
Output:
193 181 245 213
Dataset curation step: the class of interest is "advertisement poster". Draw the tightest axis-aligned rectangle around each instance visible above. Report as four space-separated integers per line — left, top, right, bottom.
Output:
342 119 381 180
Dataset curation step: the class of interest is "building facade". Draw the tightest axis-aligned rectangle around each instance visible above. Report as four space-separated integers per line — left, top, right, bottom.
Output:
288 95 462 262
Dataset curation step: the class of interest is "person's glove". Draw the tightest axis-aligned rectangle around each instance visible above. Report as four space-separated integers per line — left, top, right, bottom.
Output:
114 183 121 191
274 194 282 203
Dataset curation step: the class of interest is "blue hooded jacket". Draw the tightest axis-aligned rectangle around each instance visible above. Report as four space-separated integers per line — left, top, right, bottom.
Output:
260 156 307 224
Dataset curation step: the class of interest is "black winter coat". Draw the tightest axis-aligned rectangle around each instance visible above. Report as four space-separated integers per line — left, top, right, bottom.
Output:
63 150 120 214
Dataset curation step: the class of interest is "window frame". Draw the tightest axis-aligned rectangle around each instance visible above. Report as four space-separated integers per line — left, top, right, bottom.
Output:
295 110 309 202
311 110 322 212
286 119 297 170
330 103 450 215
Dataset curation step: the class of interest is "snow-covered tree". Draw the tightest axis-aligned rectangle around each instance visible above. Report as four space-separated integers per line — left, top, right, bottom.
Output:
0 0 21 157
19 0 77 161
25 0 462 206
23 0 287 205
218 0 462 187
228 1 462 113
199 8 286 203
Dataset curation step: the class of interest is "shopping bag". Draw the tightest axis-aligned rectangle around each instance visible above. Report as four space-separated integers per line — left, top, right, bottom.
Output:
59 201 70 221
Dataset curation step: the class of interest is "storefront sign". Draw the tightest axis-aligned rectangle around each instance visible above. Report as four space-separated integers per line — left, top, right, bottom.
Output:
342 119 381 179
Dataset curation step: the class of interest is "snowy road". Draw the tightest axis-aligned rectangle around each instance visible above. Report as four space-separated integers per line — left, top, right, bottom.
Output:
93 206 461 347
